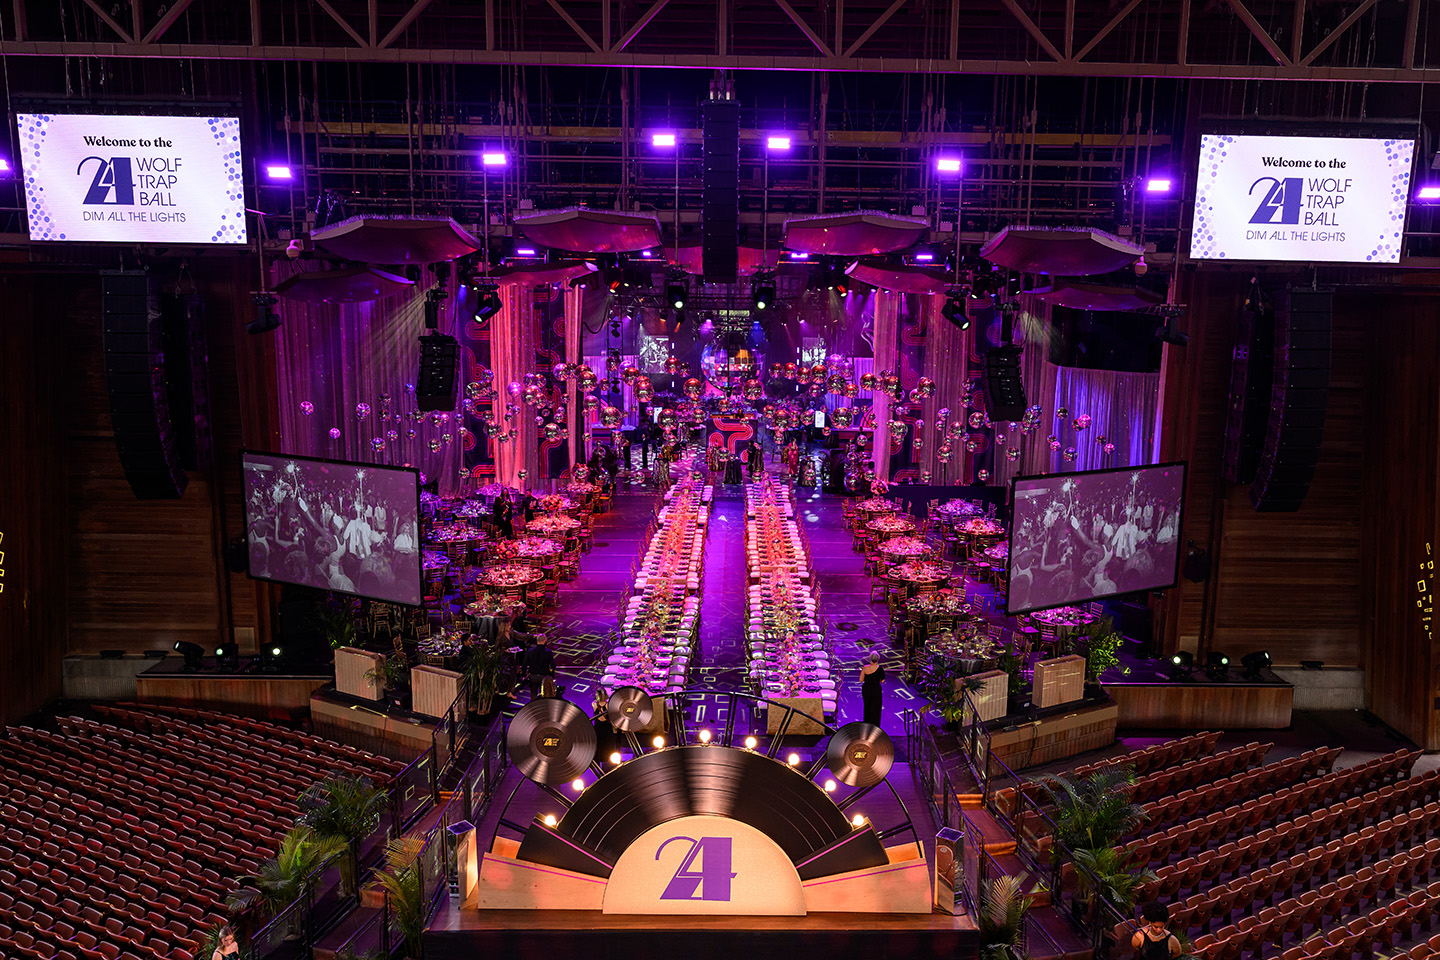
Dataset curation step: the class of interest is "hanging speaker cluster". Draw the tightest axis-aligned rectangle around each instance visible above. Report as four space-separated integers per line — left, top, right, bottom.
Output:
701 94 740 282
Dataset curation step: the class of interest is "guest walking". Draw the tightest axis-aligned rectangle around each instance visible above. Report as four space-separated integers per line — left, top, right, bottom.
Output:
522 634 557 700
747 441 765 479
1132 903 1182 960
860 652 886 727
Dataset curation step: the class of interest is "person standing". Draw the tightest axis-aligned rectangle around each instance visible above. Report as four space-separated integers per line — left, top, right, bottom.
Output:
860 652 886 727
747 441 765 479
1132 903 1182 960
522 634 557 699
492 495 514 539
211 926 242 960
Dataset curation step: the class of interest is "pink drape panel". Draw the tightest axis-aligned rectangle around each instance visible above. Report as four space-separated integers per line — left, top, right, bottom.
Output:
919 293 971 486
1047 367 1161 472
565 284 583 467
273 268 464 495
871 289 898 481
489 283 536 488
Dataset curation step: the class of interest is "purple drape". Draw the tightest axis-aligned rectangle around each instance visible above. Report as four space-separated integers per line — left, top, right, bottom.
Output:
1045 367 1161 473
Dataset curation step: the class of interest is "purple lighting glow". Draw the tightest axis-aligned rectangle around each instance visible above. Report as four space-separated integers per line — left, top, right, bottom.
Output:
767 136 792 151
1417 185 1440 201
914 252 935 262
787 252 809 260
481 152 507 167
1145 177 1174 193
265 164 293 180
935 156 962 174
515 247 536 256
652 131 677 148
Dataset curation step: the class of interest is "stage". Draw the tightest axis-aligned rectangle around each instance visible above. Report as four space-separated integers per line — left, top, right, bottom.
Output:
982 697 1119 769
424 904 978 960
134 656 331 721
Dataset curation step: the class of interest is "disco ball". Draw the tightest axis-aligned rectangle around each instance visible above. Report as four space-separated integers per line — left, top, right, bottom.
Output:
328 427 341 439
300 400 315 416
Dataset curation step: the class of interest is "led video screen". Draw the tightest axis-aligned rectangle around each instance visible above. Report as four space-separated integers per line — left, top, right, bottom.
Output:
242 452 422 606
1190 133 1413 264
1007 463 1186 615
16 113 247 244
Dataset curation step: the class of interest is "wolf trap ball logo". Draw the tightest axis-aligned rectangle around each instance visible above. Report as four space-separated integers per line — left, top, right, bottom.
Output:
1247 175 1349 230
76 153 183 212
657 836 738 901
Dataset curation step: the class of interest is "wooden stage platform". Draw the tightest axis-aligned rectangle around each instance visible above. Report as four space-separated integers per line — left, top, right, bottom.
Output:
1105 678 1294 729
135 657 330 721
425 904 979 960
985 698 1119 770
310 686 444 762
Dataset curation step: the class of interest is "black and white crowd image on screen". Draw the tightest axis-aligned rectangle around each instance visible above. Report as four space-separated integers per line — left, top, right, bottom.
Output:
1008 464 1185 614
242 453 422 606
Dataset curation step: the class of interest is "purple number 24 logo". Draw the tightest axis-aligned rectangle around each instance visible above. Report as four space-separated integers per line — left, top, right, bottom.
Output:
657 836 738 901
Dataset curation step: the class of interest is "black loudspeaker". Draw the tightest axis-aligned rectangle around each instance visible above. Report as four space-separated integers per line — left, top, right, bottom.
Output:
102 271 189 500
417 333 459 411
1249 287 1331 512
983 346 1027 422
701 97 740 282
1221 298 1274 484
160 292 212 471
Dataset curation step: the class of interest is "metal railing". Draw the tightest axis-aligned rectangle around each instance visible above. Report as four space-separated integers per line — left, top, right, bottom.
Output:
903 708 965 832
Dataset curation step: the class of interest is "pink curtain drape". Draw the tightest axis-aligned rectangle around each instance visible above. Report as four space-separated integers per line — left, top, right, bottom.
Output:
919 293 971 486
871 289 898 481
273 267 464 495
489 282 536 488
565 283 583 467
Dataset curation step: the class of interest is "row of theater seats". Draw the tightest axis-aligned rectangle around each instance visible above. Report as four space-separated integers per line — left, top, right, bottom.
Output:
1128 750 1427 870
1073 731 1222 781
1142 748 1343 831
1128 742 1272 805
0 703 402 960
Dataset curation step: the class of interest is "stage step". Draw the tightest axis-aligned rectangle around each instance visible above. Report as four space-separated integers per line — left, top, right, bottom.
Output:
987 852 1051 906
1027 903 1094 960
962 808 1017 854
312 905 381 960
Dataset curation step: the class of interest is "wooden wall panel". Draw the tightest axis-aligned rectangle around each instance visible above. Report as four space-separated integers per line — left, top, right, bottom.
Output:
1360 297 1440 750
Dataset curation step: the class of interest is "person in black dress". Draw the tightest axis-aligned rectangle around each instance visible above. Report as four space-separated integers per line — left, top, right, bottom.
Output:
211 926 242 960
860 652 886 727
491 496 514 539
1131 903 1181 960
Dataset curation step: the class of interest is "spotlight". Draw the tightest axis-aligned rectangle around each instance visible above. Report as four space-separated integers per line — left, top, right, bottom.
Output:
652 735 665 748
570 778 585 792
651 131 677 148
173 641 204 672
610 319 622 338
935 156 962 174
215 645 239 670
542 813 558 827
1168 650 1194 679
787 251 809 261
851 813 868 827
1144 177 1174 194
766 136 793 151
472 282 502 323
1157 317 1189 347
264 164 293 180
941 289 969 331
744 736 758 749
698 729 712 743
481 151 507 167
836 283 848 298
666 283 687 310
0 158 10 174
824 779 837 792
1241 651 1272 680
913 251 935 262
786 752 800 766
1205 652 1230 681
753 282 776 311
514 247 537 257
1417 185 1440 201
609 751 623 764
247 293 281 335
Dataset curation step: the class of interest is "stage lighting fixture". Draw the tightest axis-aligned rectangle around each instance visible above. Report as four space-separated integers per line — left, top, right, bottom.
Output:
1417 185 1440 201
1301 660 1324 670
570 778 585 791
767 136 793 151
264 164 293 180
941 289 969 330
667 283 687 310
744 736 758 749
173 641 205 671
514 247 537 257
786 753 800 766
935 156 962 174
1206 652 1230 681
247 292 281 335
913 251 935 262
609 751 622 764
472 283 502 323
639 249 654 258
0 158 10 174
610 319 622 338
542 814 558 827
699 729 712 743
1144 177 1173 193
836 283 848 298
651 131 677 148
652 735 665 748
481 151 507 167
851 814 868 827
787 251 809 261
1157 317 1189 347
824 779 837 792
214 645 239 670
1241 651 1272 680
753 282 776 310
1168 650 1194 679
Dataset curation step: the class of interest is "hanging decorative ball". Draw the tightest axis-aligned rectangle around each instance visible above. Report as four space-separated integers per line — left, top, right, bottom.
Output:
916 377 936 398
621 365 640 386
937 449 953 464
428 438 442 452
872 479 889 495
507 381 523 397
551 361 569 382
937 407 950 422
1049 439 1062 452
965 436 982 453
968 411 986 430
1103 442 1117 455
370 437 386 454
577 367 598 393
742 378 765 402
912 436 924 452
328 427 341 439
385 429 399 442
844 382 859 398
583 395 600 414
300 400 315 416
1063 446 1078 461
1096 434 1108 445
889 420 908 439
518 469 528 482
977 469 991 482
1056 406 1069 421
574 464 590 482
1073 414 1093 432
1006 447 1021 462
995 433 1007 446
606 351 622 374
600 406 623 429
353 403 371 422
406 428 417 440
441 432 453 445
543 422 562 440
827 374 848 395
832 407 854 428
855 432 871 449
859 372 878 391
458 466 470 479
919 469 932 483
665 356 681 375
682 377 704 400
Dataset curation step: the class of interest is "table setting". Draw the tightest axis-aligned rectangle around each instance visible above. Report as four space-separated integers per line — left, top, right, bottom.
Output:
879 535 932 560
1030 605 1100 629
890 560 954 586
855 496 899 516
867 514 917 538
934 499 983 523
481 564 544 589
536 493 579 514
958 517 1006 538
528 514 581 536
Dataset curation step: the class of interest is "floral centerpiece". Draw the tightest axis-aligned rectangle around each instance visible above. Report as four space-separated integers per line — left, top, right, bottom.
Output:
1031 605 1098 628
484 564 539 587
892 561 952 583
935 499 981 521
959 517 1005 537
856 497 898 513
880 536 930 558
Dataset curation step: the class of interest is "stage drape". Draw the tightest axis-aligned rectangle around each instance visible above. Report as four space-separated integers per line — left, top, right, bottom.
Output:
1048 367 1162 472
565 283 583 468
272 266 464 496
992 300 1056 490
919 293 971 486
871 289 898 481
489 282 536 488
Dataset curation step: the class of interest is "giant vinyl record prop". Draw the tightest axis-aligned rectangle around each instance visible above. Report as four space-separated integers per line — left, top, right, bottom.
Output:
606 686 654 732
508 698 597 784
825 722 895 787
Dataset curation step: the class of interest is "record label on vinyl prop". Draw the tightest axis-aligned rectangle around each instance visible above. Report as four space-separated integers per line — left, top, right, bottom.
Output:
508 698 597 784
825 722 895 787
606 686 655 731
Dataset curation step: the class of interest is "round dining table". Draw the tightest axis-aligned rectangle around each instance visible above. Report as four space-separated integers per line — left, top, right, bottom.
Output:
867 514 917 539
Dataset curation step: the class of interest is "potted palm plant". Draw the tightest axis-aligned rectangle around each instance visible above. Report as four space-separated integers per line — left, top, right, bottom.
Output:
225 826 347 938
366 653 410 710
296 775 389 899
312 596 359 651
376 836 427 960
979 874 1033 960
460 642 507 717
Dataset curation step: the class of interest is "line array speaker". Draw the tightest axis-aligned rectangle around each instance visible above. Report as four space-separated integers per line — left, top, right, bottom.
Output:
983 346 1027 423
701 96 740 282
102 270 188 499
416 333 459 412
1220 297 1274 484
1249 287 1331 512
160 292 212 471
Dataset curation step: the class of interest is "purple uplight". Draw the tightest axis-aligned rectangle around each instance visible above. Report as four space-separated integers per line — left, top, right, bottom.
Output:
481 151 507 167
515 247 537 256
1417 185 1440 201
639 249 654 258
651 131 677 148
767 136 793 151
787 251 810 260
914 252 935 262
935 156 962 174
1144 177 1174 194
265 164 294 180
